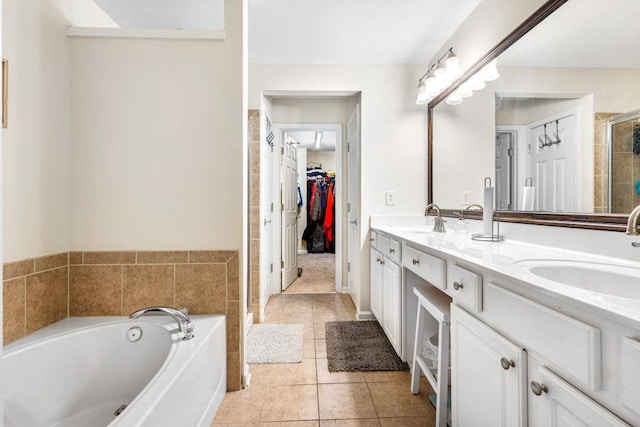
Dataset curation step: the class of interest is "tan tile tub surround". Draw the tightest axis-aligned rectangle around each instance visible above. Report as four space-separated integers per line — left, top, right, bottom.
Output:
3 253 69 345
3 250 243 391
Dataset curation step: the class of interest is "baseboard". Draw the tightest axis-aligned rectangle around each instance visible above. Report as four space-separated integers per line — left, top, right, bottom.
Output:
338 287 349 294
356 311 376 320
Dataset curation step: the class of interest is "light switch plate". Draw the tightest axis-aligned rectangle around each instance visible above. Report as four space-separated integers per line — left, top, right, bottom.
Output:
385 190 396 206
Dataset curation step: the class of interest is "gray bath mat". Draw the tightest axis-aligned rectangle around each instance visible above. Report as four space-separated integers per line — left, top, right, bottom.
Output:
247 324 303 364
325 321 409 372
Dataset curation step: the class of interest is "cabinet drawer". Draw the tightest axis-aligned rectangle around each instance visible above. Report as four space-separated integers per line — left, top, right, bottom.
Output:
402 244 446 289
448 263 482 312
485 283 601 391
377 234 390 255
385 238 401 264
370 231 378 250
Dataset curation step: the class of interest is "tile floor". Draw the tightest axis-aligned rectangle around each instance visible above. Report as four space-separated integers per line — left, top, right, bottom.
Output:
212 293 436 426
284 254 336 294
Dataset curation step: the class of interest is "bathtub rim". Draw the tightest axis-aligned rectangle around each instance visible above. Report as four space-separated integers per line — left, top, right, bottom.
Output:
3 315 227 427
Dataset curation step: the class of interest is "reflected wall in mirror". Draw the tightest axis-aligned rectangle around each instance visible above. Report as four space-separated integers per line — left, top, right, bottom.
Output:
432 0 640 215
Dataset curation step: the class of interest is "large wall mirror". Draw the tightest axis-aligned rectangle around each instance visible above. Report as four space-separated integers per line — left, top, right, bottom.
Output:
429 0 639 230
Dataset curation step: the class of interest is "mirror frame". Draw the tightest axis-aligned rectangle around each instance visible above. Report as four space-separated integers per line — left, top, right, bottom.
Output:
427 0 629 232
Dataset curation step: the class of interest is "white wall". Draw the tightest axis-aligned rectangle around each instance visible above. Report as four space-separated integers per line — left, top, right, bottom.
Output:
2 0 71 261
250 64 428 316
307 151 336 171
430 0 547 73
69 0 244 251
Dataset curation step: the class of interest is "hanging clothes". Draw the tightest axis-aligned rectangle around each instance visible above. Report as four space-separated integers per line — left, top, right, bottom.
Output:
323 183 335 250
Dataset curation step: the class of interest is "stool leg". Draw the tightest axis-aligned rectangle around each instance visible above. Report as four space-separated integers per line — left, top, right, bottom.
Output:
410 302 425 394
435 320 450 427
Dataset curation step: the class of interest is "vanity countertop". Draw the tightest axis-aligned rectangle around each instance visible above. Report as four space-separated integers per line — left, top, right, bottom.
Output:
372 223 640 329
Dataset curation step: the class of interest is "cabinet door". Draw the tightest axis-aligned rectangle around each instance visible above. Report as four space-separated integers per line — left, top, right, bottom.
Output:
528 364 630 427
370 249 383 322
451 304 527 427
382 259 402 355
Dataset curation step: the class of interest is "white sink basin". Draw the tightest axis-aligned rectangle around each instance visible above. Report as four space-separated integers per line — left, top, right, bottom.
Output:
515 260 640 300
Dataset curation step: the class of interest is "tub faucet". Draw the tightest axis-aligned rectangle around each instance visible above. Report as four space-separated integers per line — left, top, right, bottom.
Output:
424 203 446 233
628 205 640 247
129 307 195 340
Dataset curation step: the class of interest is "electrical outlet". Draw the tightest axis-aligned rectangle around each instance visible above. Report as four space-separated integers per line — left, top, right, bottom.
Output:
461 191 471 206
385 190 396 206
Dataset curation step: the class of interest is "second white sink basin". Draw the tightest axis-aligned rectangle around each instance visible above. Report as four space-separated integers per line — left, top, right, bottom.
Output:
515 259 640 300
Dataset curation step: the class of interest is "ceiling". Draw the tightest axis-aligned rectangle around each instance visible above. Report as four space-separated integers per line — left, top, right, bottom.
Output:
499 0 640 68
57 0 482 65
248 0 481 64
286 131 337 151
94 0 224 29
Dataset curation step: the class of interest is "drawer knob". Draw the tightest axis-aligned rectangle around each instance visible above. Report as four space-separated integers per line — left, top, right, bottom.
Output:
500 357 515 370
531 381 548 396
453 281 464 290
370 238 374 242
412 259 419 265
376 258 381 263
389 248 395 254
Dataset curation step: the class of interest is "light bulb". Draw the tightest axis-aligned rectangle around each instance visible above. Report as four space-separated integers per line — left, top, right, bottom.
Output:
457 82 473 98
480 59 499 81
444 55 463 81
468 74 486 91
416 81 427 105
424 75 440 97
446 93 463 105
434 64 452 90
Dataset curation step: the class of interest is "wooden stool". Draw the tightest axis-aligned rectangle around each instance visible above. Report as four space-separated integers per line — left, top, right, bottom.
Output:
411 283 451 427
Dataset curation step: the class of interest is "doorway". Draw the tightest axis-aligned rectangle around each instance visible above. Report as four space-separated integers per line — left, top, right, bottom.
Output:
252 93 361 321
282 128 339 293
278 124 342 294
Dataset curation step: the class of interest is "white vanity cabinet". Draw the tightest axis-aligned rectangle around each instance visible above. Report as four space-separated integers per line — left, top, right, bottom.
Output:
451 304 527 427
369 232 402 355
527 359 630 427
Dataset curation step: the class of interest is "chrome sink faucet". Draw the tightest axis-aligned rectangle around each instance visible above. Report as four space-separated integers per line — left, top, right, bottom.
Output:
628 204 640 247
425 203 446 233
130 306 195 340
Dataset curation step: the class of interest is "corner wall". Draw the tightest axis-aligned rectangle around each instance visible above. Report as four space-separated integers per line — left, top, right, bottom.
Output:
2 0 71 262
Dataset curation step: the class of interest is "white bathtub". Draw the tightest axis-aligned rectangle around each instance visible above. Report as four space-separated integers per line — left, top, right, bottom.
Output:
3 315 226 427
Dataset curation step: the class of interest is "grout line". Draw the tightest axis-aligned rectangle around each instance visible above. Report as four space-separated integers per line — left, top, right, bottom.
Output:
120 265 124 315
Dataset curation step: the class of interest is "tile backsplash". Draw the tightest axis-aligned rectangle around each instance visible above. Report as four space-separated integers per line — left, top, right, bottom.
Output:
3 249 242 391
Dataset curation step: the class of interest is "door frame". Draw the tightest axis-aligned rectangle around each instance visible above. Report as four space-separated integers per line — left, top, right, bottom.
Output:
275 123 344 293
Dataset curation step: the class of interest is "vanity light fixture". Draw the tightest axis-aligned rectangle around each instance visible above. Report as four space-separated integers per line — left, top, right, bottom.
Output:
415 47 462 106
415 50 501 107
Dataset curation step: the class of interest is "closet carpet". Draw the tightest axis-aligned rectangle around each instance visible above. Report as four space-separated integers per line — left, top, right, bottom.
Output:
285 253 336 294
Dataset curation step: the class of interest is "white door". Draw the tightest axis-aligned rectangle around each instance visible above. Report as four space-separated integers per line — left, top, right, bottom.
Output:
528 114 577 212
451 304 528 427
382 259 402 356
347 104 361 303
528 363 630 427
281 141 299 290
261 111 275 313
495 132 515 210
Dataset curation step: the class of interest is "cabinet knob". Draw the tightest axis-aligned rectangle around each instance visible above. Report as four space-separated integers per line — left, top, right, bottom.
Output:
389 248 395 254
412 259 419 265
370 238 374 242
531 381 548 396
500 357 515 370
453 281 464 290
